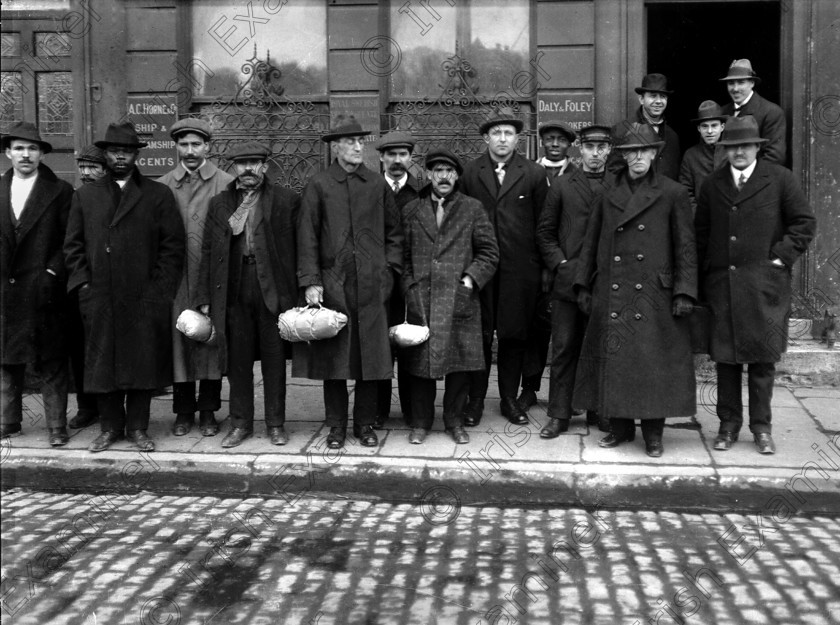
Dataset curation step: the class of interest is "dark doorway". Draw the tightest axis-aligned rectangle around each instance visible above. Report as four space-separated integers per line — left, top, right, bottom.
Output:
646 1 781 159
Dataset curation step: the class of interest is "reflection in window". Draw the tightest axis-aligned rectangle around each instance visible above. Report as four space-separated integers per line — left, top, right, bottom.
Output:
390 2 456 98
0 73 25 134
37 72 73 134
191 0 327 98
468 0 529 96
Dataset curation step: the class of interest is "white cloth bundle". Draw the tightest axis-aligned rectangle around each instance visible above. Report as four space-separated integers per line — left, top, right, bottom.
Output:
175 309 216 344
389 322 430 347
277 304 348 342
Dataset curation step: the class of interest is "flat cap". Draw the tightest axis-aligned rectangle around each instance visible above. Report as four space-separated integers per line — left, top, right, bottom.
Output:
538 120 576 142
170 118 212 140
424 147 462 176
578 125 612 143
76 145 106 164
374 131 415 152
226 141 271 161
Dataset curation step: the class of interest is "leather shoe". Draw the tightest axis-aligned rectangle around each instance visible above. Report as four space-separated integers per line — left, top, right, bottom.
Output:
500 397 529 425
517 389 538 411
373 414 388 430
645 438 664 458
540 418 569 439
462 398 484 427
48 426 69 447
198 411 219 437
172 413 194 436
447 426 470 444
754 432 776 455
268 425 289 446
326 427 346 449
713 431 739 451
353 424 379 447
69 411 98 429
0 423 22 437
408 427 427 444
126 429 155 452
598 429 636 448
89 430 123 452
221 427 252 448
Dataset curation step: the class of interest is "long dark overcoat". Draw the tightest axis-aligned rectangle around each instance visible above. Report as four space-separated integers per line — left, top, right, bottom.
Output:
678 142 727 212
695 159 816 364
460 151 548 341
401 189 499 379
64 170 185 392
1 164 73 365
573 170 698 419
294 161 403 380
721 93 787 164
193 179 300 372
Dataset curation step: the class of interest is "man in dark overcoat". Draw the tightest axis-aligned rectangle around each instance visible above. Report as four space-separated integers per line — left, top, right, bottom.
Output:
536 124 616 438
696 115 815 455
1 122 73 446
295 116 403 449
194 141 299 448
459 110 549 427
373 131 421 430
679 101 728 213
401 148 499 445
719 59 787 165
64 122 185 452
574 123 697 458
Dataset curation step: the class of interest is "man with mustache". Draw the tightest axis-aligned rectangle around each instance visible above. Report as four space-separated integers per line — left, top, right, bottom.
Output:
679 101 728 213
1 122 74 445
76 146 107 185
159 119 233 439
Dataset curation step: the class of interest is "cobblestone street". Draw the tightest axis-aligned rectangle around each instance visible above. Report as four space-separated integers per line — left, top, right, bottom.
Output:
1 489 838 625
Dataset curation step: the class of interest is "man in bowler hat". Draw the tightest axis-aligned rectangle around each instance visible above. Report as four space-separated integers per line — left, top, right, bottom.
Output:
679 100 728 212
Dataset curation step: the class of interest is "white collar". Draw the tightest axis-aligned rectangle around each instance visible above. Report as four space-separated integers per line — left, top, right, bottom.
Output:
731 159 758 186
734 91 754 109
385 172 408 190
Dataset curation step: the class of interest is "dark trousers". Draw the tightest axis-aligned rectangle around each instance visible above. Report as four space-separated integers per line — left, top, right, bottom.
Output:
227 263 286 429
610 417 665 441
68 290 97 416
716 362 774 434
98 389 153 433
324 379 377 428
547 300 586 421
172 379 223 415
1 359 68 428
468 336 528 401
521 295 551 393
376 356 412 419
409 372 469 430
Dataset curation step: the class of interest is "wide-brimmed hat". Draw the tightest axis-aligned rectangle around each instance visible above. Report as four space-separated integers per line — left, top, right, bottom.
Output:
424 148 463 176
321 115 371 143
1 121 53 153
719 59 761 84
374 131 415 152
578 124 612 144
76 145 105 164
716 115 768 146
226 141 271 161
95 122 148 149
537 120 576 142
634 73 673 95
614 123 665 150
691 100 728 124
479 109 524 135
170 118 212 141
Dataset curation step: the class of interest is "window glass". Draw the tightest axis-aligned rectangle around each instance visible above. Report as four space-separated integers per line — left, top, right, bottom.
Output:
37 72 73 134
1 33 22 57
390 2 457 98
468 0 529 95
0 73 25 133
3 0 70 9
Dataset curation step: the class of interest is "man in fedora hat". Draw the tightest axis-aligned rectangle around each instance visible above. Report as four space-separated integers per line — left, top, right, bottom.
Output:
295 115 403 449
696 115 815 455
159 118 233 439
194 141 298 448
1 122 74 445
610 73 681 180
64 121 185 452
679 100 729 212
574 123 697 458
459 109 549 427
719 59 786 164
372 130 421 430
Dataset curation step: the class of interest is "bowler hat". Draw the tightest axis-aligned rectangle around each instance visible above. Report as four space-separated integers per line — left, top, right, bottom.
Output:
1 121 53 153
170 118 213 141
614 123 665 150
691 100 728 124
538 120 576 142
479 108 524 135
76 145 106 165
719 59 761 85
95 122 148 149
634 73 673 95
716 115 767 146
424 148 463 176
226 141 271 161
578 124 612 144
321 115 371 143
374 131 415 152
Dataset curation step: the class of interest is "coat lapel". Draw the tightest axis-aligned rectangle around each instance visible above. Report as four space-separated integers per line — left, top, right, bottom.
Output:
414 194 438 242
110 172 144 227
477 154 499 199
11 167 60 244
0 172 14 249
734 160 772 205
497 155 524 201
615 175 661 227
569 168 594 207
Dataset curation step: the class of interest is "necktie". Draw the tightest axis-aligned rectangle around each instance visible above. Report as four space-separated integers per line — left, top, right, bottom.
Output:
393 181 400 194
733 107 741 117
229 189 258 236
737 173 747 191
495 162 506 186
435 196 445 228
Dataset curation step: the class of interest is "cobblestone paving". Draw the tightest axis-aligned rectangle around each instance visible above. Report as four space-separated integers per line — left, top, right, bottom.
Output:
1 490 839 625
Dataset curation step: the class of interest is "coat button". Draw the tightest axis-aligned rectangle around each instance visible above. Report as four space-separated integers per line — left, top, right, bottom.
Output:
611 283 619 290
635 313 642 320
636 254 644 261
729 265 736 271
730 236 737 241
610 312 618 319
106 246 111 253
617 226 624 232
614 256 621 262
638 224 645 231
635 283 643 290
732 206 738 211
218 256 223 262
8 278 14 284
216 283 222 288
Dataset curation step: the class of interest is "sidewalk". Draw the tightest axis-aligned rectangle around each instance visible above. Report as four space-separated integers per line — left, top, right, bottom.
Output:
2 358 839 513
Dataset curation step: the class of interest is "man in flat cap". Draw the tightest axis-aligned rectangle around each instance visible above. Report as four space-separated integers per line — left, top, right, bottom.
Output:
159 118 233 438
295 115 403 449
720 59 786 164
64 121 185 452
194 141 298 448
76 146 107 186
372 130 420 430
696 115 815 455
679 101 728 213
1 122 73 445
610 73 681 180
537 124 616 438
536 120 577 185
459 109 549 427
400 148 498 445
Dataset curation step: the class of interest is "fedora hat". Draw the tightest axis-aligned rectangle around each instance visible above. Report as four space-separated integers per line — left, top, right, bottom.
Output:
719 59 761 84
424 147 463 176
538 120 576 143
95 122 148 149
634 73 673 95
614 123 665 150
578 124 612 144
1 121 53 153
226 141 271 161
321 115 371 143
76 145 106 165
170 118 213 141
691 100 728 124
374 131 415 152
479 108 524 135
716 115 768 146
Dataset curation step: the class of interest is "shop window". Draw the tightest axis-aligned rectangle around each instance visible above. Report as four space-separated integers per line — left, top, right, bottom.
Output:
37 72 73 134
0 73 25 134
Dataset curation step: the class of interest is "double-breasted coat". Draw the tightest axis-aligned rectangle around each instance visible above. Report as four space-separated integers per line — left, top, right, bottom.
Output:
159 160 233 382
401 189 499 379
678 142 728 213
294 161 404 380
1 164 73 365
721 93 787 164
574 170 698 419
460 151 549 341
695 159 816 364
64 170 185 392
